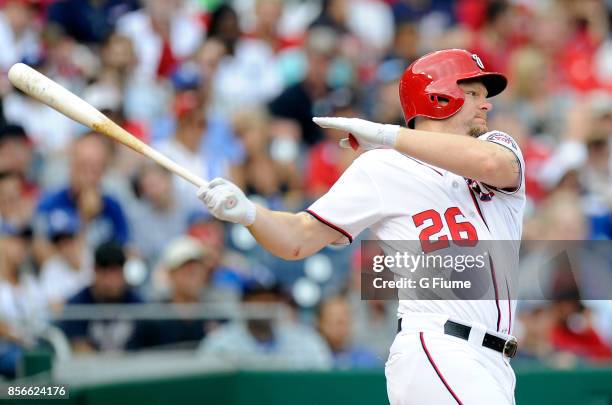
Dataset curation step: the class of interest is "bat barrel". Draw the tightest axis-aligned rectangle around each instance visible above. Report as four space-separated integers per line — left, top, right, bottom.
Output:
7 62 208 190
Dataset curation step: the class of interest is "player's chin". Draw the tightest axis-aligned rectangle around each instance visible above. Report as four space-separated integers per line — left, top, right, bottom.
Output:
468 124 488 138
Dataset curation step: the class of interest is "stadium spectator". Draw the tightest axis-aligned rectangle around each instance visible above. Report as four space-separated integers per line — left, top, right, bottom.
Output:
304 88 358 199
2 91 76 157
504 45 570 140
127 163 190 267
80 82 149 204
467 0 523 75
207 3 284 117
155 90 227 212
115 0 204 79
0 222 47 378
0 124 36 194
129 236 229 350
309 0 350 35
195 37 227 84
268 27 340 146
34 133 129 248
389 0 455 28
198 282 332 369
99 32 138 86
47 0 140 44
383 20 419 65
60 241 142 353
207 3 241 56
317 296 381 369
581 94 612 239
0 0 42 71
231 109 302 209
39 208 92 313
0 170 34 231
186 213 253 295
346 246 398 360
97 32 169 130
244 0 302 53
514 303 571 367
549 300 612 362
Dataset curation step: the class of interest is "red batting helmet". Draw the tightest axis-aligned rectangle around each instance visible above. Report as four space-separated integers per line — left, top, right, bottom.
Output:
399 49 507 126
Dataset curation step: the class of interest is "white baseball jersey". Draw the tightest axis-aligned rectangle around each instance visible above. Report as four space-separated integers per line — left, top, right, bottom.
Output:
307 131 526 335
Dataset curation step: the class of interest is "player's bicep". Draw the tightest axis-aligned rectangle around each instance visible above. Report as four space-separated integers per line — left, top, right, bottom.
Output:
491 143 521 190
479 132 525 194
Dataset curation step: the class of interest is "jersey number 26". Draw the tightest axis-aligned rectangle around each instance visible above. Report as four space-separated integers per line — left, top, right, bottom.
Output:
412 207 478 253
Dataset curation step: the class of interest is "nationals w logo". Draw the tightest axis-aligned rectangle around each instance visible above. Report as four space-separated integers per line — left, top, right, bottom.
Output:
471 54 485 70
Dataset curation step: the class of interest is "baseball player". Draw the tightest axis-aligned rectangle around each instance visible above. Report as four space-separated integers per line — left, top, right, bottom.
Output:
197 49 525 405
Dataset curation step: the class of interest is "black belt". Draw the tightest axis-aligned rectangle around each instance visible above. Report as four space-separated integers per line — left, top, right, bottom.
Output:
397 318 518 358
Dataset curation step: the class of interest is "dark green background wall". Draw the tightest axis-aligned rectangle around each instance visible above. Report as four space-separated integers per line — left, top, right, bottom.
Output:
3 367 611 405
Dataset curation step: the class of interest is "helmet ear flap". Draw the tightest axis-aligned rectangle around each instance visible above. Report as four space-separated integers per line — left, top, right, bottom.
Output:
426 91 465 119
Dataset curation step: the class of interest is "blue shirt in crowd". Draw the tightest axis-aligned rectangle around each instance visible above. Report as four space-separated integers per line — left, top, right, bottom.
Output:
35 188 129 246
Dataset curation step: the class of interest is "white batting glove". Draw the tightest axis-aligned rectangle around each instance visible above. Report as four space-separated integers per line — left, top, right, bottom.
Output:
313 117 400 151
196 178 256 226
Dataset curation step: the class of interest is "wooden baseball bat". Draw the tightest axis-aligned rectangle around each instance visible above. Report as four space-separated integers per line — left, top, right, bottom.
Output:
7 63 208 189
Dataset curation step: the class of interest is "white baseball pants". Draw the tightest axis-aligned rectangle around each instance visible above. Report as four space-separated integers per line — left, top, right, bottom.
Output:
385 314 516 405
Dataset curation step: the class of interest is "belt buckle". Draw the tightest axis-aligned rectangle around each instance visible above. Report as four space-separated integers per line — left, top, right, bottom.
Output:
503 336 518 358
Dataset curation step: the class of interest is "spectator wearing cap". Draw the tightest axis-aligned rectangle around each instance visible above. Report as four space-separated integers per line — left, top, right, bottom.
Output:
34 133 129 250
127 163 190 268
153 235 238 304
186 213 251 296
198 282 332 369
0 221 47 378
60 241 142 353
129 236 232 350
38 208 92 313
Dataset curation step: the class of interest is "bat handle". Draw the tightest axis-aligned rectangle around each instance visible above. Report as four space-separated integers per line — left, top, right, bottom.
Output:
134 139 209 189
189 176 209 189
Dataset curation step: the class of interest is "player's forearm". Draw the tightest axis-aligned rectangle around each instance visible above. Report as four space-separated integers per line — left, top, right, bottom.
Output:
247 207 322 261
395 128 517 188
198 179 338 259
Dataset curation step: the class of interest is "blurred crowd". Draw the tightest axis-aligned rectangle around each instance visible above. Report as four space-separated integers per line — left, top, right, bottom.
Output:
0 0 611 379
